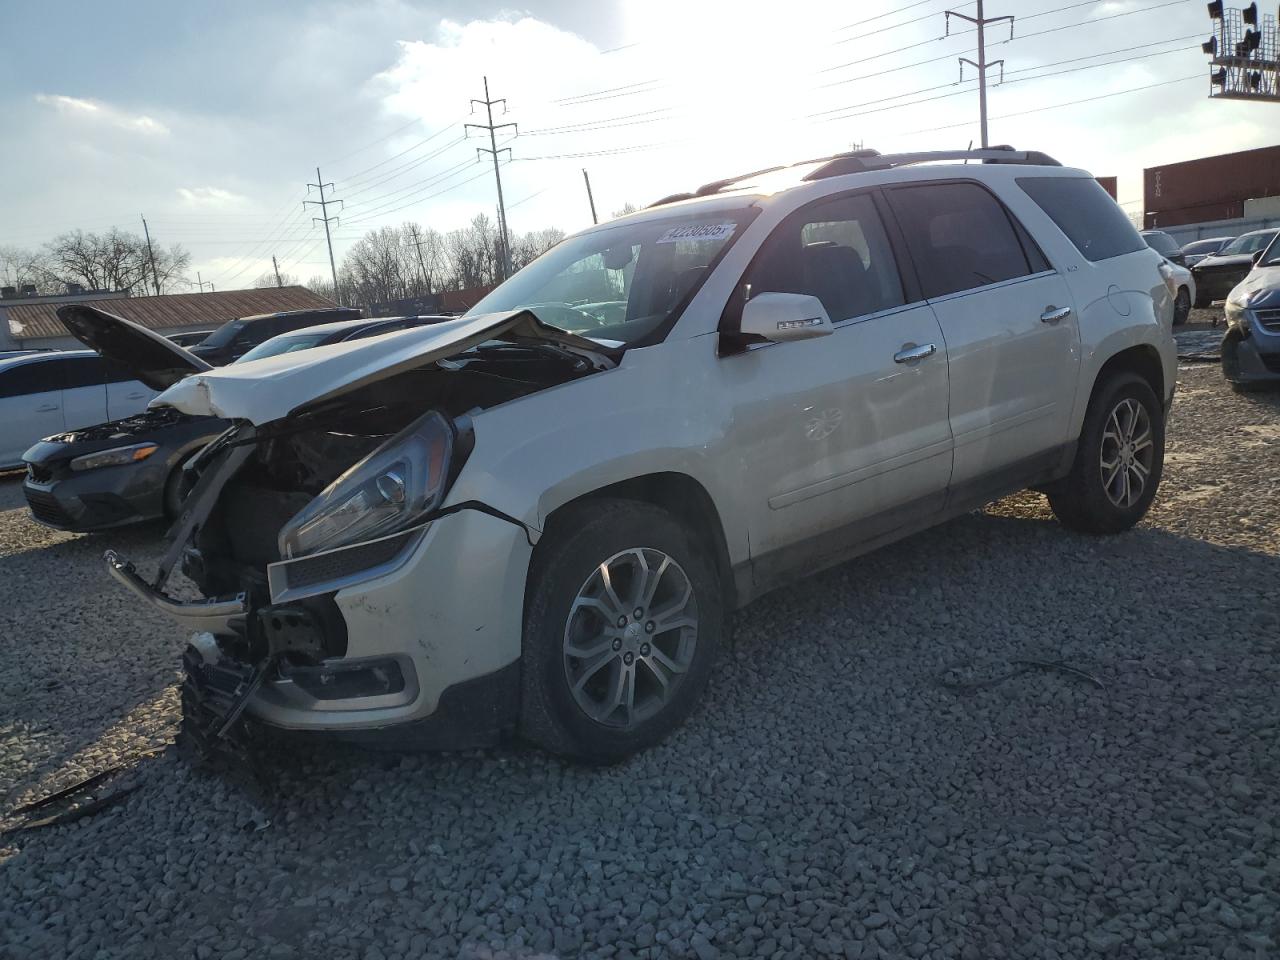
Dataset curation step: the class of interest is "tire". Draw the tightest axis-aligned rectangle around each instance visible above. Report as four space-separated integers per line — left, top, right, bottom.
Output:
1221 328 1252 393
519 498 724 763
1048 373 1165 535
1193 289 1211 309
1173 287 1191 326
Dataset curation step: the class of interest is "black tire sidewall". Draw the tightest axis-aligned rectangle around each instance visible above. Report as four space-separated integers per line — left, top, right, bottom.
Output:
520 500 723 762
1070 374 1165 532
1173 288 1190 326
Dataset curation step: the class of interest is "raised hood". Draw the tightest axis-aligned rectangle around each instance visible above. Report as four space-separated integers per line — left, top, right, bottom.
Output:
57 304 213 390
150 309 616 425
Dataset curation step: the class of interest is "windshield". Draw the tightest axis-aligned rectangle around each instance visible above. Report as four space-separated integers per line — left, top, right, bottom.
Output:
198 318 247 349
467 207 760 346
236 330 331 363
1259 233 1280 267
1221 232 1277 256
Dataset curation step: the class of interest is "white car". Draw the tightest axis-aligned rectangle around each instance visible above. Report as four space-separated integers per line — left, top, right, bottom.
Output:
0 352 157 470
82 147 1177 762
1162 258 1196 326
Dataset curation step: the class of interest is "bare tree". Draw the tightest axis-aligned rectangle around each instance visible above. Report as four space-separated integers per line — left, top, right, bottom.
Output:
0 245 54 294
42 228 189 295
252 270 299 289
611 203 640 219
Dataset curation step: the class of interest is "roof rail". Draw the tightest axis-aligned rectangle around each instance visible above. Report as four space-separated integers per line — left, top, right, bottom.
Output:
803 145 1061 181
646 145 1061 208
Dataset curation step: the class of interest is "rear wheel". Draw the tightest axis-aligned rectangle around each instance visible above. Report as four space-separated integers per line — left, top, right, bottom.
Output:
1173 287 1191 326
519 499 723 762
1048 373 1164 534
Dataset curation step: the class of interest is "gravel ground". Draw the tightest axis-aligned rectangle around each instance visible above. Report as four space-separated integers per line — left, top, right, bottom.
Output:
2 364 1278 960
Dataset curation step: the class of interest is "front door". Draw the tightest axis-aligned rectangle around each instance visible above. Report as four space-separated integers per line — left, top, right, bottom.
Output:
885 181 1080 486
715 190 953 581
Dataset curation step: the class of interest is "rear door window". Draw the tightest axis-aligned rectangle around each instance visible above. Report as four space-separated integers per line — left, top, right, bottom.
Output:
56 355 107 390
886 182 1034 299
1018 176 1146 263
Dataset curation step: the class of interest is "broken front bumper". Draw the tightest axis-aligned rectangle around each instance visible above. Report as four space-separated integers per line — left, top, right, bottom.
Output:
103 506 534 744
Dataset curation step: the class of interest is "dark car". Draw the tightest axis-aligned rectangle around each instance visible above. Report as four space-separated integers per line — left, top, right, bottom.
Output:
1180 236 1234 268
1140 230 1186 267
22 312 451 531
1191 229 1280 306
166 330 214 347
189 307 362 365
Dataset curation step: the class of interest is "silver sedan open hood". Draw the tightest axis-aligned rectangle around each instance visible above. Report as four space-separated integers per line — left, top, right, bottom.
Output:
151 309 615 425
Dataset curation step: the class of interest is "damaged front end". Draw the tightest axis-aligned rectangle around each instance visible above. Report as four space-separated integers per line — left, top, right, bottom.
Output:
105 313 613 761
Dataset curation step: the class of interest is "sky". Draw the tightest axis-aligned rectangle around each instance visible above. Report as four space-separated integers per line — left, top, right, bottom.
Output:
0 0 1274 291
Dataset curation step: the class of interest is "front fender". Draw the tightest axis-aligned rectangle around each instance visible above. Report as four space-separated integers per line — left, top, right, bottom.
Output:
444 337 748 565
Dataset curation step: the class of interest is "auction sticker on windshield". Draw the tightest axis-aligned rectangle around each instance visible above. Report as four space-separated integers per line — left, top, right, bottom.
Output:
655 223 737 244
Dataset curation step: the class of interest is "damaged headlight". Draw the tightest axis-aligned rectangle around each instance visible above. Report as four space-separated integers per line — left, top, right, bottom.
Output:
278 412 454 559
70 442 159 472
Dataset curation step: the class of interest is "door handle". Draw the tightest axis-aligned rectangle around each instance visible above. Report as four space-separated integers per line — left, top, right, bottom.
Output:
35 403 60 412
126 392 147 400
1040 305 1072 324
893 342 937 364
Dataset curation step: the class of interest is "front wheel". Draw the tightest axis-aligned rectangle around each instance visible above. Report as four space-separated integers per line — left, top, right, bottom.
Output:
1048 373 1165 534
519 499 723 762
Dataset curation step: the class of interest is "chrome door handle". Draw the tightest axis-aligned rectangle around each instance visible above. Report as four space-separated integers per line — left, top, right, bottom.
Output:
35 403 59 412
1040 305 1072 324
894 342 937 364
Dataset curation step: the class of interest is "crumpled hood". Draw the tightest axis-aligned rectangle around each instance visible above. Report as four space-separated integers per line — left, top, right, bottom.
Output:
1231 265 1280 306
151 309 615 425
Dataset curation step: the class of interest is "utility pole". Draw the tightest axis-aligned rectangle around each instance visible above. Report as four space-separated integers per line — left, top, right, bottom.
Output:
404 225 432 293
304 167 342 301
140 215 161 296
466 77 517 282
582 169 598 224
945 0 1013 148
272 255 283 288
196 272 215 293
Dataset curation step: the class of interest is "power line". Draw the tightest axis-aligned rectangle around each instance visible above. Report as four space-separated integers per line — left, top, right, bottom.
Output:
341 165 500 226
905 72 1203 134
340 137 470 200
555 79 661 104
335 117 466 188
339 159 482 222
835 0 945 31
833 1 957 46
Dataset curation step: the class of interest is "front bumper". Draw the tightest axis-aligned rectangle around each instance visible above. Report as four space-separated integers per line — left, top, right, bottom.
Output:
107 506 534 743
23 465 166 531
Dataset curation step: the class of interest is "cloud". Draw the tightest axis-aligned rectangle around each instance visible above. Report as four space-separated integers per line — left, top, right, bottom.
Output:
34 93 168 135
177 186 249 208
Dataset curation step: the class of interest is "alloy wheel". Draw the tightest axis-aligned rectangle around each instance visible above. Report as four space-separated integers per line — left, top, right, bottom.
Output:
1099 397 1154 508
562 547 698 729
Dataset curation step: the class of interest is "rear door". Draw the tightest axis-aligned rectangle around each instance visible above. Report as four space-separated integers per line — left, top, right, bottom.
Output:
104 360 158 421
884 180 1079 490
716 189 953 577
0 359 66 467
56 355 111 432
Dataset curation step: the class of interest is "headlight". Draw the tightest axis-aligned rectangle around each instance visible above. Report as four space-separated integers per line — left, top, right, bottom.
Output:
278 411 454 559
70 442 159 472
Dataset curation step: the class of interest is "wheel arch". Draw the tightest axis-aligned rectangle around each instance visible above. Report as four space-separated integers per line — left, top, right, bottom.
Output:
540 471 739 611
1092 343 1166 407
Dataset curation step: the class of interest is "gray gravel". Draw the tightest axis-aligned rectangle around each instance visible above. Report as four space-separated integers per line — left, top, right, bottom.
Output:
2 365 1279 960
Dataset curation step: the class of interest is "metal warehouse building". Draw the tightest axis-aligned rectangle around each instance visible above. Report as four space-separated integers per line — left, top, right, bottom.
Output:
0 286 338 351
1143 144 1280 238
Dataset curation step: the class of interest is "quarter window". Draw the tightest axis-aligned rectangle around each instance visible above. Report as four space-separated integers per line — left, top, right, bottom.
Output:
887 182 1034 298
746 193 905 323
1017 176 1146 263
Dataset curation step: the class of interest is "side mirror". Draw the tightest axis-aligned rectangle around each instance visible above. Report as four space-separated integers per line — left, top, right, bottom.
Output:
740 292 834 343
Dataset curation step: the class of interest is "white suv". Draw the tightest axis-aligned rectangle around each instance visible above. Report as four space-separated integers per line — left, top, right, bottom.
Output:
81 148 1177 762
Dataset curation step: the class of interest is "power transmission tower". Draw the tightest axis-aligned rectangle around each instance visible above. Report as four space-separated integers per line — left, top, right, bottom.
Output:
582 169 598 224
466 77 517 282
404 225 433 292
140 216 161 296
304 167 343 301
272 256 283 288
945 0 1014 148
